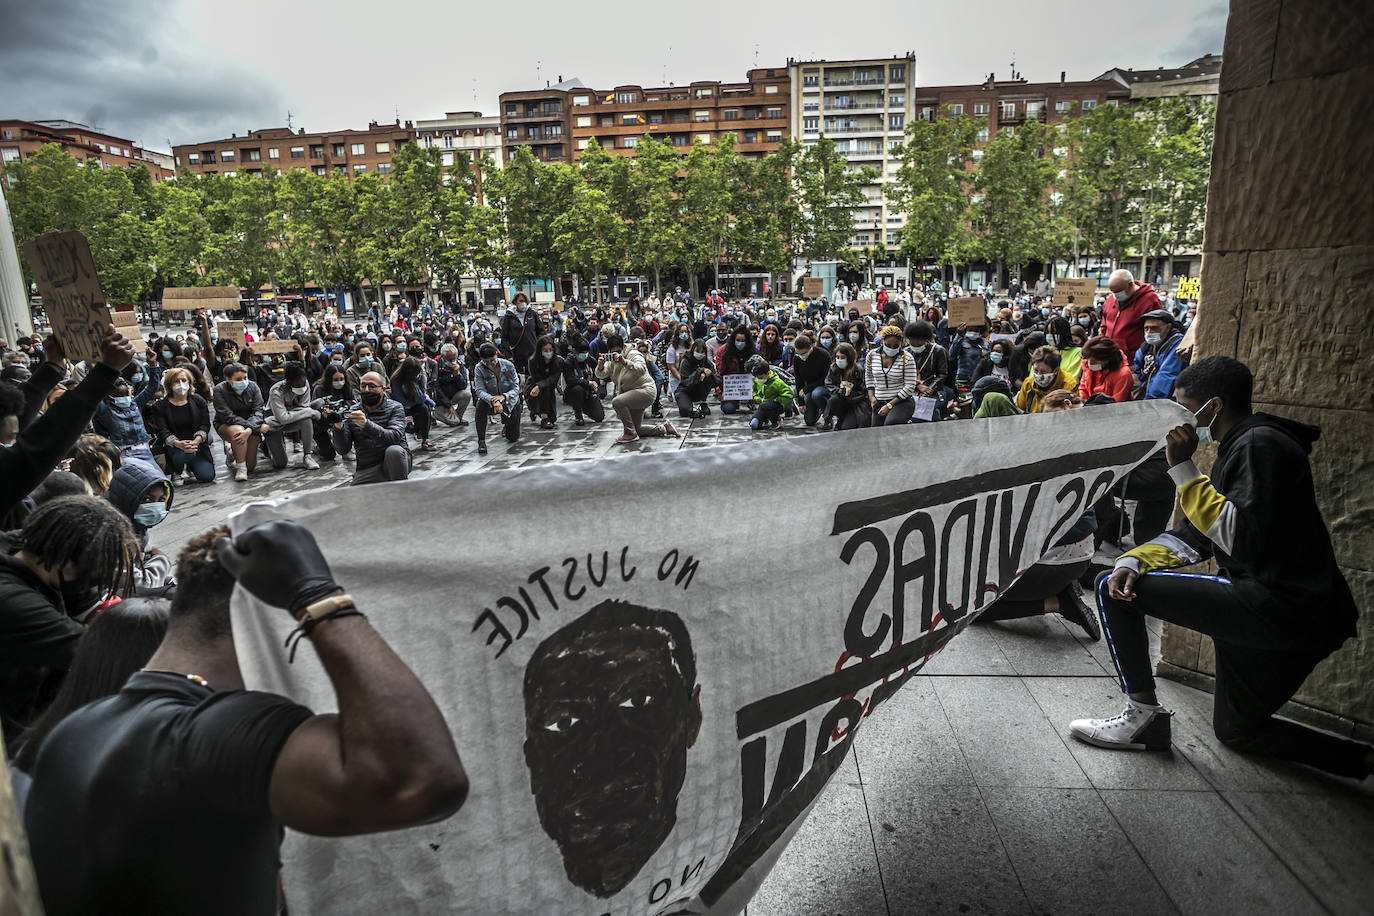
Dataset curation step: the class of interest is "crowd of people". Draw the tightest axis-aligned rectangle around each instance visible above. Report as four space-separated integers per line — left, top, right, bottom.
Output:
0 266 1368 913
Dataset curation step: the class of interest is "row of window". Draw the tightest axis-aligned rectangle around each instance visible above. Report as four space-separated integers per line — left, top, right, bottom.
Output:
803 115 905 133
203 162 393 178
570 85 782 106
800 64 906 87
573 129 784 151
186 141 394 166
927 98 1106 119
505 124 564 140
420 130 497 149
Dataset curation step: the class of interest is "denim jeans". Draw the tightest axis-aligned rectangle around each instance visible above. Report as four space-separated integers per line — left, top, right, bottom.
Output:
750 400 784 428
166 448 216 482
803 385 830 426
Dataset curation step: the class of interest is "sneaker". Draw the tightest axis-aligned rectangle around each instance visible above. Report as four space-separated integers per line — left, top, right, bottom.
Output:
540 418 556 430
821 417 834 432
234 465 248 482
301 454 320 470
1058 586 1101 642
1069 701 1173 751
697 403 711 416
663 421 680 439
615 432 640 445
477 442 488 455
749 418 761 431
420 440 438 452
651 405 663 418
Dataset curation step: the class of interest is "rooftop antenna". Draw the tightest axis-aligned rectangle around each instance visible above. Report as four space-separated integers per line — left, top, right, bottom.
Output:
754 42 759 68
1010 52 1019 81
473 77 478 107
286 110 293 130
536 59 542 86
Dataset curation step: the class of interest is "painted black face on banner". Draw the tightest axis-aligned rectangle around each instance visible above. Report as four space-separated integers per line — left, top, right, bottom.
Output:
523 600 702 898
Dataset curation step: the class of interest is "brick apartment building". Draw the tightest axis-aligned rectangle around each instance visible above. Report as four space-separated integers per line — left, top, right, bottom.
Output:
499 78 583 163
913 72 1132 138
0 119 175 180
171 120 416 179
565 67 790 161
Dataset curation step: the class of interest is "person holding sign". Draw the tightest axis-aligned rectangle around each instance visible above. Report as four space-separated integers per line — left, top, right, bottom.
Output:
714 327 755 415
822 343 869 431
866 326 920 427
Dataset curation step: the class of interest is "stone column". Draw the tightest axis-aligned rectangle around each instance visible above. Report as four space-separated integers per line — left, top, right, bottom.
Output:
0 183 34 340
1158 0 1374 740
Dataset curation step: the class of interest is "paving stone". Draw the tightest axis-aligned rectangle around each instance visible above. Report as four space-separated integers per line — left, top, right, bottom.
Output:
978 615 1108 677
852 678 976 791
919 624 1014 676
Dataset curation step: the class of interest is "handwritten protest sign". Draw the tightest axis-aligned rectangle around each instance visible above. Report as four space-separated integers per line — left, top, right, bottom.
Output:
1053 278 1097 308
161 286 241 311
249 339 298 356
852 298 874 316
218 321 246 347
722 374 753 401
802 278 824 298
947 297 986 327
22 231 109 365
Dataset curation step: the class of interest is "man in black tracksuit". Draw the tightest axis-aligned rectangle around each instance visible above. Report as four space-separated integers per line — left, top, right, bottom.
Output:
1070 356 1370 779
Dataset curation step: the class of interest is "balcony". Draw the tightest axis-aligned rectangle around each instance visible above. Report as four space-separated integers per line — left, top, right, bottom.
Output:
824 102 886 111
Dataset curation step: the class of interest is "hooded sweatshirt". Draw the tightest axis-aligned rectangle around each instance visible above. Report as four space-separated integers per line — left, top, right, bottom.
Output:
1120 414 1357 652
104 462 176 592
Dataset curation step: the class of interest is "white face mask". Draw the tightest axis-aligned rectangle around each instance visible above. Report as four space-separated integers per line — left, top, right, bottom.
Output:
1088 362 1104 372
171 383 189 396
291 385 309 396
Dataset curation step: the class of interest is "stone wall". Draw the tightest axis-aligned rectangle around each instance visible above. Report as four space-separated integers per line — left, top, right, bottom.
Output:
1159 0 1374 738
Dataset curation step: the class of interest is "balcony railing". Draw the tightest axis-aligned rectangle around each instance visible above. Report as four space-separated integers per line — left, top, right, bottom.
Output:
825 102 886 111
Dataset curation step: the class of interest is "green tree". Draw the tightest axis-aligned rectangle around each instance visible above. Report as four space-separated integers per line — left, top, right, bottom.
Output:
970 121 1058 284
152 181 209 290
388 143 450 306
794 135 874 262
681 135 744 290
1062 102 1153 266
625 137 685 295
495 146 575 292
891 112 978 282
201 169 279 297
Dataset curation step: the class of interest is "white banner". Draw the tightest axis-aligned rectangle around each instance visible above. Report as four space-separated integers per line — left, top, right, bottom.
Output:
229 400 1188 915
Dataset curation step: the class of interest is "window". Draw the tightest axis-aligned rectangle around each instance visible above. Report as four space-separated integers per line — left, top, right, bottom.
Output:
268 148 279 159
921 106 935 123
375 141 390 153
889 94 905 107
971 150 983 161
1053 146 1068 158
505 107 518 118
546 124 562 137
441 152 454 166
188 152 200 164
1056 100 1071 113
973 103 989 116
600 116 614 127
695 133 711 144
527 127 541 139
201 150 216 163
377 163 391 175
442 133 453 148
577 138 590 150
1107 99 1120 107
352 164 366 173
290 146 304 158
975 127 989 142
672 135 688 146
576 115 592 128
803 117 818 132
313 166 326 176
766 130 782 141
0 130 10 140
1004 126 1015 136
888 114 904 131
422 134 433 148
351 142 365 155
764 84 779 94
616 92 637 104
694 110 711 122
693 88 712 98
766 106 782 119
623 137 638 148
246 148 261 161
1 147 20 163
622 114 639 125
950 104 963 116
648 113 663 124
309 145 323 159
506 127 518 138
223 170 236 177
1083 99 1097 110
743 131 758 143
332 143 345 157
1002 103 1016 119
722 109 739 120
543 101 562 114
573 95 590 106
889 64 905 82
1026 102 1041 118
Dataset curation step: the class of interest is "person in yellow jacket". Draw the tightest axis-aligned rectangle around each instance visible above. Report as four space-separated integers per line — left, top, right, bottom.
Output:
746 355 794 431
1015 346 1076 413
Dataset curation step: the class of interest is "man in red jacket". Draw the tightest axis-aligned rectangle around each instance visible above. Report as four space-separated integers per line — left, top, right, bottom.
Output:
1101 269 1161 359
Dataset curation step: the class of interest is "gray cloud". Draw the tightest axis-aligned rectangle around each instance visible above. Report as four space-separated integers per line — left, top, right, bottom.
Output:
0 0 284 150
1165 2 1229 64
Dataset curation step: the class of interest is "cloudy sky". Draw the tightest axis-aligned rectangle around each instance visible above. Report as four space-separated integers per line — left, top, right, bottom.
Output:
2 0 1226 153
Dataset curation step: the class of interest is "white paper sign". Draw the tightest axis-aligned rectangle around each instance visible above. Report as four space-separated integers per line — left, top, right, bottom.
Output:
228 400 1187 915
722 374 754 401
913 397 938 421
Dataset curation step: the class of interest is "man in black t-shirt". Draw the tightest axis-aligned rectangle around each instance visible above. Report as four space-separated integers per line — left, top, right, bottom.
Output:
25 522 469 916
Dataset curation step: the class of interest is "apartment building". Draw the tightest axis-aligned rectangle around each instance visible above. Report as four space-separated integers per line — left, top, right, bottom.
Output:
414 110 504 167
170 120 415 179
787 54 917 256
565 67 790 160
1097 53 1222 101
0 119 176 180
499 78 584 164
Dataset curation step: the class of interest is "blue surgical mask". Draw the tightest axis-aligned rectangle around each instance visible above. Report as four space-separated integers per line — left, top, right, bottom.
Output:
964 331 980 341
396 344 408 352
492 337 502 345
990 352 1003 364
819 338 833 348
679 333 689 342
131 372 144 383
1113 289 1131 304
576 352 588 361
112 395 133 408
1193 398 1220 444
161 350 172 360
734 341 746 350
883 345 901 357
133 502 169 527
835 357 849 369
231 379 249 393
358 356 373 367
1144 333 1162 345
1078 317 1092 327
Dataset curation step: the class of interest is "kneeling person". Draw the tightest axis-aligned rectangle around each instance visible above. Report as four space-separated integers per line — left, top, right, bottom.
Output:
332 372 411 485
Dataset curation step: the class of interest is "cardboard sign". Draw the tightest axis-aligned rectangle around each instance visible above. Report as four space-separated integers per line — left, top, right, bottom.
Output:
852 298 874 316
535 291 557 304
551 301 565 313
990 333 1017 345
161 286 241 311
109 308 140 328
722 373 754 401
1053 278 1097 308
22 231 109 365
249 339 298 356
1174 276 1200 300
947 297 987 328
802 277 824 299
219 320 246 347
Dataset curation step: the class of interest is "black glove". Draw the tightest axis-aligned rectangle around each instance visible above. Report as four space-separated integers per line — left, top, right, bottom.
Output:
215 520 342 614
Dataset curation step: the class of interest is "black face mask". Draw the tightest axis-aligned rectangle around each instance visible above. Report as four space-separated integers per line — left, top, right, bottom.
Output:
360 390 383 408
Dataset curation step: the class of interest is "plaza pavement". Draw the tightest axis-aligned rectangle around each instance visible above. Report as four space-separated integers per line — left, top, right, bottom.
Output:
150 396 1374 916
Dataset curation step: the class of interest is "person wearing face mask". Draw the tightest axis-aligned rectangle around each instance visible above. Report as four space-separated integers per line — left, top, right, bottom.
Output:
1100 269 1160 360
672 339 717 420
597 335 679 444
92 360 165 465
212 363 269 482
346 344 386 394
147 368 215 485
524 336 565 430
1077 336 1134 403
663 326 693 407
714 326 755 415
308 365 356 462
974 339 1014 384
561 337 605 426
499 292 539 375
789 331 832 427
264 362 322 471
947 323 990 387
1015 346 1076 414
841 320 869 362
904 321 950 419
472 343 522 455
745 355 794 432
866 326 919 427
821 342 869 431
432 344 471 428
1132 310 1186 401
388 357 438 452
332 371 412 484
1071 357 1371 780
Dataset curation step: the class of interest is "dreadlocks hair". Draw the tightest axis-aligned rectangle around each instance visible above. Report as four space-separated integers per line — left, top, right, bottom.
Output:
170 525 237 639
21 495 139 598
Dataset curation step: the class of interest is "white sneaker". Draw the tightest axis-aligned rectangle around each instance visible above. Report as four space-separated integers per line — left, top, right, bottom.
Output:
234 465 248 482
301 454 320 470
1069 701 1173 751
